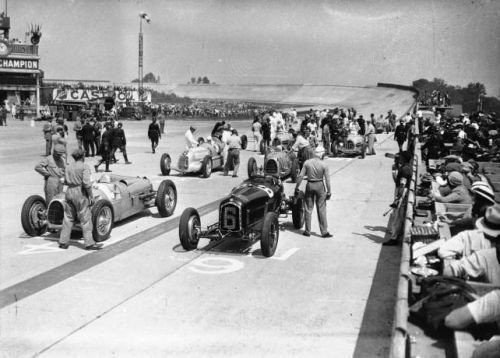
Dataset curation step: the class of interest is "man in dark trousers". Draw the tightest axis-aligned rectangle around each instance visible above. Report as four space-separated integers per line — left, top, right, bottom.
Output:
58 149 102 250
148 118 161 153
94 123 113 172
294 147 332 238
93 119 102 155
82 118 95 157
111 122 132 164
394 119 407 152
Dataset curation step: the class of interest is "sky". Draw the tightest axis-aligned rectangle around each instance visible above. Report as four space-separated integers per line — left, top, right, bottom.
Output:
6 0 500 96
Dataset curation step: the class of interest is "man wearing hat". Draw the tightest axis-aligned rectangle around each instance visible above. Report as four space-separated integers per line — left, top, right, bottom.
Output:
59 149 102 251
185 126 198 149
43 117 55 156
224 129 242 177
294 147 332 238
430 171 473 204
148 117 161 154
52 126 67 164
111 122 132 164
438 199 499 260
34 149 65 203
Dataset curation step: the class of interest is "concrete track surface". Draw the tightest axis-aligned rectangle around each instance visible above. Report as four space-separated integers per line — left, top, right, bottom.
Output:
0 86 413 357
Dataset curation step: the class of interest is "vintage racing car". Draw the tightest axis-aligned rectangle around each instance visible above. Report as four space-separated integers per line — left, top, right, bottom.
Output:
178 175 305 257
160 135 247 178
21 174 177 241
247 147 300 183
333 129 366 158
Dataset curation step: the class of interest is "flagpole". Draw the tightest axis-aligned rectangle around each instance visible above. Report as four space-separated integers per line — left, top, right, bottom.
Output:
138 16 143 116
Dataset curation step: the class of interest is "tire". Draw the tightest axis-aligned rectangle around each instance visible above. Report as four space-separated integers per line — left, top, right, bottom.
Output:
241 135 248 150
361 143 366 159
290 158 299 183
21 195 48 236
292 192 305 229
160 153 171 175
260 211 279 257
156 179 177 217
247 157 258 178
272 138 281 147
201 155 212 178
179 207 200 251
259 140 266 155
91 199 114 242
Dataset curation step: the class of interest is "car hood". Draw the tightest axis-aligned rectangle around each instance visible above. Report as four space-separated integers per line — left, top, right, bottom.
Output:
229 183 274 205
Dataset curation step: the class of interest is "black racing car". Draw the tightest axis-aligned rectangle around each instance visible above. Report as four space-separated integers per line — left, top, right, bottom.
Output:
178 175 304 257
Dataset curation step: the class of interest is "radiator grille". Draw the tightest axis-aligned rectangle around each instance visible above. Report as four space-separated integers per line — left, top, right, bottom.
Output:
220 203 240 231
265 158 278 175
48 201 64 225
178 156 189 171
346 141 355 150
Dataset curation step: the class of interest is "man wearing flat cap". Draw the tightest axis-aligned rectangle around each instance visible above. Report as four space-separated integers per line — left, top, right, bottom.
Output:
34 149 65 203
224 128 241 177
430 171 473 204
58 149 102 251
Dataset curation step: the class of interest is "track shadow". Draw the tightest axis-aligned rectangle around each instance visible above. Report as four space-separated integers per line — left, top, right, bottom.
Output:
352 223 402 358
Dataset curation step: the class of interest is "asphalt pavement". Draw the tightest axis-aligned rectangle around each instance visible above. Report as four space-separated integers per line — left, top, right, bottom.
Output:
0 96 409 357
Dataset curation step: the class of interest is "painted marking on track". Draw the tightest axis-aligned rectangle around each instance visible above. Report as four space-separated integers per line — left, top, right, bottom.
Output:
188 257 244 275
270 247 300 261
18 243 62 255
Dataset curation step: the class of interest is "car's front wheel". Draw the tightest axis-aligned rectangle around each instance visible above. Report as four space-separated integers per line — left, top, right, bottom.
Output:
21 195 47 236
160 153 171 175
179 207 200 251
247 157 258 178
156 179 177 217
91 199 114 242
201 155 212 178
261 211 279 257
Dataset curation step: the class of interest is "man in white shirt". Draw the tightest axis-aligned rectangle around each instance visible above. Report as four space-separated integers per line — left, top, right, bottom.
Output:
185 126 198 149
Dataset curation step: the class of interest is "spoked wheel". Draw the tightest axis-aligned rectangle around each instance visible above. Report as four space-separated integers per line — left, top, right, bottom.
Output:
261 212 279 257
247 157 258 178
160 153 171 175
156 179 177 217
91 199 114 242
21 195 48 236
179 207 201 251
241 135 248 150
290 158 299 183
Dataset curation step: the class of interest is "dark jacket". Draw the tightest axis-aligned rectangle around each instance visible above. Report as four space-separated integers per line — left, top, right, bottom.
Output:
148 123 161 139
82 123 95 141
112 127 126 147
100 130 113 153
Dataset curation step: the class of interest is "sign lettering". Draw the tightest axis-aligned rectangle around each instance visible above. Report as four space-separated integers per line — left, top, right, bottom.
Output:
0 58 39 69
52 89 152 103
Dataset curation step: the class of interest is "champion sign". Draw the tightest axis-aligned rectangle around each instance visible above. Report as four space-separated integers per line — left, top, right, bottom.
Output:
0 58 39 69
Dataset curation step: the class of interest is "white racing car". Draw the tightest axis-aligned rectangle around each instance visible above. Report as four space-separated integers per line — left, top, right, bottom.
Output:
160 134 247 178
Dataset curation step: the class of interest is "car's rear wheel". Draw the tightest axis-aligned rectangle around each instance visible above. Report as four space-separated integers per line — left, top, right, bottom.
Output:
247 157 258 178
241 135 248 150
261 211 279 257
21 195 48 236
91 199 114 242
201 155 212 178
156 179 177 217
179 207 200 251
290 158 300 183
160 153 171 175
361 143 366 159
292 191 305 229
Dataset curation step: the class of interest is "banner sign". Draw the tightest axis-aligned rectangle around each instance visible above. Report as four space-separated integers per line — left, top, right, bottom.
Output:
52 89 151 103
0 58 39 69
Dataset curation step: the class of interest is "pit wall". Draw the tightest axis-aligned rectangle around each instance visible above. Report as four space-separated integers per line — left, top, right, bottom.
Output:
389 104 419 358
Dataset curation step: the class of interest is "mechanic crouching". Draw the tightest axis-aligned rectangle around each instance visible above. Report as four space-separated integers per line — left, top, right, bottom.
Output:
58 149 102 251
294 147 332 238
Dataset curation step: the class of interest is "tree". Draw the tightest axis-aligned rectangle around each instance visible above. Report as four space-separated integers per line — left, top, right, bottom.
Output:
197 77 202 84
190 77 196 84
202 76 210 84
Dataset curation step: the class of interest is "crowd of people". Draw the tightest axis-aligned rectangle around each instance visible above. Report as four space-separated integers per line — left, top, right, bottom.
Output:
160 101 272 119
389 106 500 357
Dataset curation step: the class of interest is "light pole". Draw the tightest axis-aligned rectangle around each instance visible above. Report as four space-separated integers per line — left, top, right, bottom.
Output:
138 12 150 117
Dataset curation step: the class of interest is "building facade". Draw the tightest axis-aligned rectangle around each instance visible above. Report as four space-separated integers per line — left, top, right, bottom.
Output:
0 14 41 116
